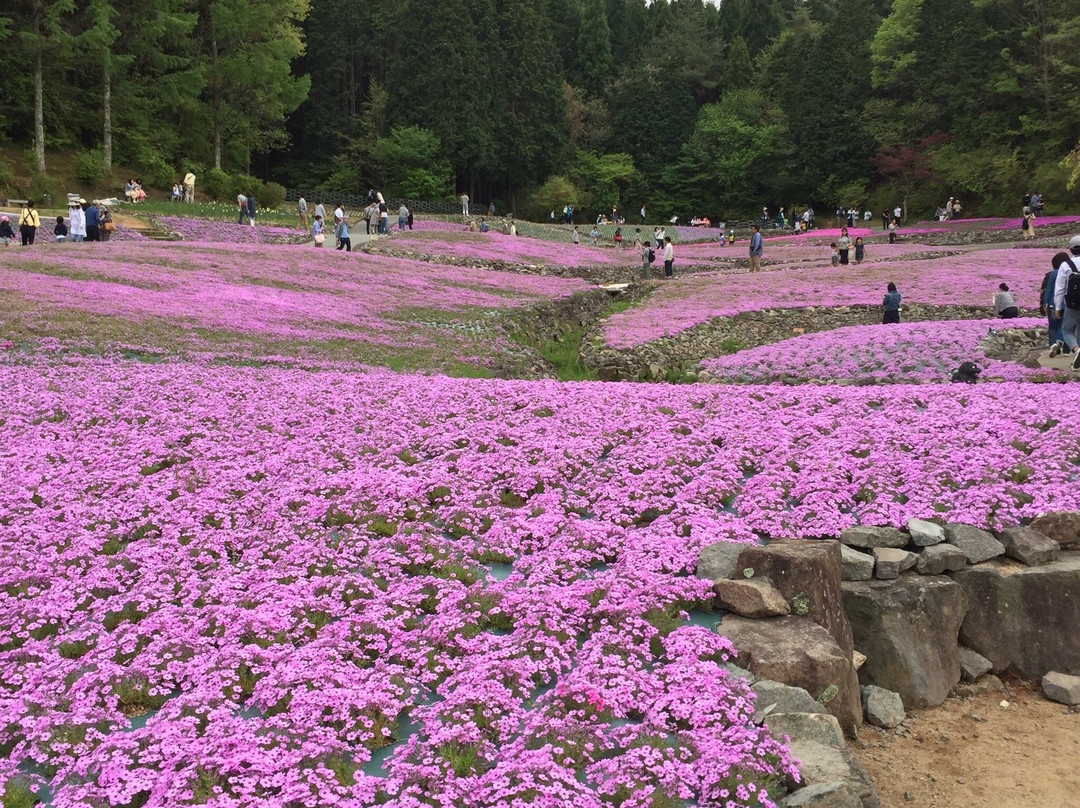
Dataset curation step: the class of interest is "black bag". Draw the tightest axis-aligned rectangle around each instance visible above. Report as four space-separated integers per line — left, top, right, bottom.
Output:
950 362 981 384
647 248 656 263
1065 259 1080 310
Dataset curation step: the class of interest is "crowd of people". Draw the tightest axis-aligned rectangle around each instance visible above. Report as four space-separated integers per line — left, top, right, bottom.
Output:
2 198 116 246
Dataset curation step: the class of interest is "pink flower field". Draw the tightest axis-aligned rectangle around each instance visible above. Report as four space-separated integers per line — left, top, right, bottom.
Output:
158 217 305 244
700 318 1058 383
4 356 1080 807
604 247 1057 348
382 228 638 269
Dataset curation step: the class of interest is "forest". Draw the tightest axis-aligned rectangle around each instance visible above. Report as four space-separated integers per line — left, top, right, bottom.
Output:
2 0 1080 219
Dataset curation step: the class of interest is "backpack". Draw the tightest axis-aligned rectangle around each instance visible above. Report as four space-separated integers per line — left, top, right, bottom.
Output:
647 248 655 263
950 362 981 384
1066 260 1080 310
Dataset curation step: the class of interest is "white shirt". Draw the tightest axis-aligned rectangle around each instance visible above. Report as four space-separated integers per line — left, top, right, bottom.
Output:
663 243 673 262
1053 256 1079 311
334 206 344 222
298 197 307 213
893 207 901 218
69 207 86 236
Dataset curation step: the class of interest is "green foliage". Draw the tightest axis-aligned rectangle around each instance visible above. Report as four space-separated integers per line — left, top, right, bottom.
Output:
201 169 232 202
371 126 452 199
262 182 286 210
524 176 582 221
1 778 38 808
72 148 107 185
0 159 15 194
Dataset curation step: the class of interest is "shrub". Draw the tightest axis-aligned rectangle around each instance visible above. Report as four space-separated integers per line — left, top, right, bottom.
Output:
72 149 107 186
200 169 232 202
137 156 176 192
27 173 59 207
261 182 286 210
0 159 16 195
230 174 266 201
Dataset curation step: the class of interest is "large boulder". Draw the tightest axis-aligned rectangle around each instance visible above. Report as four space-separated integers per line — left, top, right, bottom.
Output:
915 544 967 575
697 539 754 581
752 679 830 718
945 523 1005 564
784 741 881 808
958 647 993 682
736 540 855 659
907 518 945 547
841 545 874 581
720 615 862 736
765 711 845 748
1042 672 1080 706
781 783 862 808
871 548 916 579
1027 511 1080 548
713 577 790 618
860 685 905 728
953 552 1080 677
840 526 907 549
996 526 1059 567
841 576 967 708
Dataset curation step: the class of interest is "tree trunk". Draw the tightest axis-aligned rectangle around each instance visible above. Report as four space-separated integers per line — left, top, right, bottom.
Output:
103 58 112 170
33 19 46 174
212 35 222 170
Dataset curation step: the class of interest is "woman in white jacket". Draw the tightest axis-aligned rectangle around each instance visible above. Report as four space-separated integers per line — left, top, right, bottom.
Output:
68 202 86 243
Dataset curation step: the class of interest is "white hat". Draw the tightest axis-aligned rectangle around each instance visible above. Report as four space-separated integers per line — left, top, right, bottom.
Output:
78 198 87 204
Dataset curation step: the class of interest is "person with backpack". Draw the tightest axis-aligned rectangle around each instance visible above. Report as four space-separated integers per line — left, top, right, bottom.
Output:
1042 255 1066 350
1052 235 1080 368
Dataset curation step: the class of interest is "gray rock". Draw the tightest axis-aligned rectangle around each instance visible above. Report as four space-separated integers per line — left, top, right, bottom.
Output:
737 540 855 659
781 783 862 808
1027 511 1080 547
955 553 1080 677
697 540 753 581
945 523 1005 564
841 545 875 581
872 548 917 579
720 663 756 684
753 679 830 717
953 674 1005 698
1042 671 1080 705
915 544 967 575
713 576 791 618
907 518 946 547
842 577 967 708
860 685 905 728
785 741 882 808
841 526 908 550
765 711 845 747
721 615 862 736
996 526 1059 567
958 647 993 682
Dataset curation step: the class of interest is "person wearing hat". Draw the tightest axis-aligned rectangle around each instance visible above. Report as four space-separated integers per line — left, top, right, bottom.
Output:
68 199 86 243
100 205 113 241
1052 235 1080 369
0 215 15 247
83 199 101 242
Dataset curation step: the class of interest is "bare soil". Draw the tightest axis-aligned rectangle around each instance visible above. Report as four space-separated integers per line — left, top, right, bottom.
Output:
852 681 1080 808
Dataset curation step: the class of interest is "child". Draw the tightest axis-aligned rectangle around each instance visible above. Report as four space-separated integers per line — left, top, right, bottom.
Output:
614 226 623 250
829 243 840 266
854 237 865 264
335 215 351 252
883 282 901 324
54 216 68 243
589 226 600 246
0 216 13 247
727 228 736 245
312 215 325 246
572 226 580 245
641 242 652 280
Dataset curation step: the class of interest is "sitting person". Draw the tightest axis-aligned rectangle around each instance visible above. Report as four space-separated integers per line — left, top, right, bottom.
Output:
171 183 182 203
125 180 137 203
479 218 490 232
994 283 1019 319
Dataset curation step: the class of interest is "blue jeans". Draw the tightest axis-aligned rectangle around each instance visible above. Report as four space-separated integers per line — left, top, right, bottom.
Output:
1062 308 1080 351
1048 312 1063 346
399 216 406 231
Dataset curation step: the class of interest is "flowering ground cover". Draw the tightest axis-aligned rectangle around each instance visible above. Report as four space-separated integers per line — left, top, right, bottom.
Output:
673 240 943 265
0 242 587 372
157 217 306 245
700 318 1058 383
604 247 1057 348
5 357 1080 807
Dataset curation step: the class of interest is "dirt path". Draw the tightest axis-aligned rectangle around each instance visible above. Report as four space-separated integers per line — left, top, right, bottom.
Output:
852 682 1080 808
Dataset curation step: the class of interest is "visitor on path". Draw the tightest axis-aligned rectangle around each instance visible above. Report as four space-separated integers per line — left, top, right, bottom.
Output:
398 204 409 231
378 195 389 234
333 203 345 247
663 236 674 278
761 207 769 229
854 236 865 264
777 207 786 229
838 228 852 265
888 219 898 244
1022 210 1036 240
589 226 600 246
0 216 13 247
641 241 652 280
460 193 469 216
183 171 196 203
365 203 378 236
572 226 580 244
335 214 351 252
893 205 902 222
312 215 325 247
489 202 496 217
1052 236 1080 367
864 210 872 223
407 207 414 230
633 228 642 248
847 209 856 229
100 206 114 241
882 282 901 324
18 201 39 245
640 206 646 225
994 283 1019 319
236 192 247 224
882 211 890 231
508 216 517 236
952 199 963 218
314 200 326 225
829 243 840 266
84 201 101 242
297 196 308 229
614 226 623 250
1044 253 1067 351
246 193 257 227
749 224 763 272
54 216 67 243
656 226 666 249
68 201 86 243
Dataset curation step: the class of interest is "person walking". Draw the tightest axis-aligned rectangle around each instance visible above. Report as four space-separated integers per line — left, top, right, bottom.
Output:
246 192 256 227
893 205 902 222
398 203 409 232
183 170 196 203
460 192 470 216
882 210 890 231
663 236 674 278
749 224 763 272
367 203 379 238
1043 255 1066 352
314 200 326 226
1052 236 1080 367
994 283 1019 319
854 236 865 264
312 215 325 247
335 214 351 252
297 196 308 229
1022 210 1036 240
18 201 40 245
882 282 901 324
640 206 646 225
837 228 852 265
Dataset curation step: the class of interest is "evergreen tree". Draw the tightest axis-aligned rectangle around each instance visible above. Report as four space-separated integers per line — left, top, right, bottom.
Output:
722 35 753 90
575 0 614 90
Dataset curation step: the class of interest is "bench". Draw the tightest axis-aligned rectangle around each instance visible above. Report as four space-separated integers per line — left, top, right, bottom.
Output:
6 199 28 208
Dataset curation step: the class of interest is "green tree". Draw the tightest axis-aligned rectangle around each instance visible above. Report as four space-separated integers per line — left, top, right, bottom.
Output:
575 0 614 89
371 126 452 199
723 35 753 90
